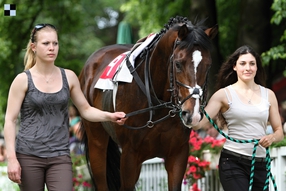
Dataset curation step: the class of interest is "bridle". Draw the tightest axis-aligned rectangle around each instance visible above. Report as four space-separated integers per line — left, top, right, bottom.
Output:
123 34 209 129
169 39 206 104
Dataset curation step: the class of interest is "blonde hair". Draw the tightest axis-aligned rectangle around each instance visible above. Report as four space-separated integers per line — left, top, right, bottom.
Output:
24 41 36 70
24 24 58 70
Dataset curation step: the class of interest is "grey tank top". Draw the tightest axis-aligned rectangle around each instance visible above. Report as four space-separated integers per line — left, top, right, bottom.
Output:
222 85 270 157
16 68 70 157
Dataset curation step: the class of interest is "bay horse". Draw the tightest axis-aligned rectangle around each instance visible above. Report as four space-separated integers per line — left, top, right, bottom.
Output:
79 16 218 191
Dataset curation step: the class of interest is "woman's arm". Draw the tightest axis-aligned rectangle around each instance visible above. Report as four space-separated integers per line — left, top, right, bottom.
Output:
192 89 227 130
259 89 284 147
4 73 27 184
67 69 126 124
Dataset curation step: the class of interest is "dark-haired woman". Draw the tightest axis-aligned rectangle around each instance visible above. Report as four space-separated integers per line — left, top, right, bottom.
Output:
193 45 283 191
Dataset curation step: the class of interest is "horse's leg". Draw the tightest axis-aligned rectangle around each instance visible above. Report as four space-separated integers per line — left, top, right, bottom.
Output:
85 121 110 191
119 150 141 191
164 145 189 191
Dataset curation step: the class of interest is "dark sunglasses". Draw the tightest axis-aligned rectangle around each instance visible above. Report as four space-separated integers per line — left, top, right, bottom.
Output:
31 23 57 43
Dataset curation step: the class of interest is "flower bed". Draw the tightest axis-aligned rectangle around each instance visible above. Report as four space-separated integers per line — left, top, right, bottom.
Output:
71 154 93 191
184 131 225 191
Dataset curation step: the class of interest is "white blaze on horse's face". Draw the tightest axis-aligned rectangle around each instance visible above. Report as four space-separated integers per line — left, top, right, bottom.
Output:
192 50 202 79
185 50 202 128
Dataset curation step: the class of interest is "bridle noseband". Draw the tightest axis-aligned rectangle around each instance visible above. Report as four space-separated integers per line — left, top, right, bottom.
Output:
176 82 203 102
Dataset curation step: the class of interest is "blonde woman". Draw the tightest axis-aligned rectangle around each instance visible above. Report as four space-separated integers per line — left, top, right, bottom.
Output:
4 24 126 191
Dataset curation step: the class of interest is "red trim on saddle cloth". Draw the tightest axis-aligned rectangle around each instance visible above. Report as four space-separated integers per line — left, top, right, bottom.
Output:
94 51 130 90
94 33 157 90
100 52 128 79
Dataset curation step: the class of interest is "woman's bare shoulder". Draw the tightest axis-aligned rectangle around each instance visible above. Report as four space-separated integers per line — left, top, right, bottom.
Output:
63 68 78 79
13 72 27 85
9 72 28 93
211 88 228 99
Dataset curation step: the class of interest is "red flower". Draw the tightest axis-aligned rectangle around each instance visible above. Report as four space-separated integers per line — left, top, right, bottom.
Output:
198 161 210 168
189 165 197 173
185 130 224 187
192 173 202 180
189 137 197 145
191 183 201 191
82 181 92 188
74 181 80 186
193 142 202 151
188 155 197 163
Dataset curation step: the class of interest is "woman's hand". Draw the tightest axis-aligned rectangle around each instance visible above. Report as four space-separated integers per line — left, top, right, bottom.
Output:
110 112 127 125
7 157 22 184
259 134 276 148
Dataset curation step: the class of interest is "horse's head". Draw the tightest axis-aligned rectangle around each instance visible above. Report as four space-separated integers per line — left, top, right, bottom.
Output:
167 18 218 128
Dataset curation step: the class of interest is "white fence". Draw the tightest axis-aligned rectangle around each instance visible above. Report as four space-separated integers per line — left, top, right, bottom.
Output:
269 147 286 191
0 147 285 191
138 147 286 191
137 157 222 191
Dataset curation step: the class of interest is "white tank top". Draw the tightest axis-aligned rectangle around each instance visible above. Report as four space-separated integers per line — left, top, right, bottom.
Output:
222 85 270 157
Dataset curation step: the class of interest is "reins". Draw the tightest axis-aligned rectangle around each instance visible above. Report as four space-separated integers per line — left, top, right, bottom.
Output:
123 33 182 129
123 33 181 129
202 107 278 191
123 33 207 130
121 17 211 130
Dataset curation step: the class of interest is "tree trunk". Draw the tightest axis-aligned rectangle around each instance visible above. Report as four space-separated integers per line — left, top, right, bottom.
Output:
237 0 272 54
238 0 273 87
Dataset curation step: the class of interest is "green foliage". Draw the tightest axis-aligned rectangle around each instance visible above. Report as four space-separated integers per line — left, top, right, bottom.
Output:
271 0 286 25
71 153 93 190
261 45 286 64
120 0 191 37
0 0 124 132
0 0 125 133
270 136 286 148
121 0 239 58
215 0 240 58
1 0 286 132
261 0 286 76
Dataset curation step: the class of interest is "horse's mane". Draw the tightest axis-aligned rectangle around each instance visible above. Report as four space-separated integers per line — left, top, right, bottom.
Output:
159 16 212 51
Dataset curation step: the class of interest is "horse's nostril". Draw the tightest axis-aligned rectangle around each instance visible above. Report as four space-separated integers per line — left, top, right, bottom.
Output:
181 110 192 123
181 111 188 117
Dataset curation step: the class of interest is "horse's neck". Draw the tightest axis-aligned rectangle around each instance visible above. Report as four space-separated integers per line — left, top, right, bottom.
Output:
151 34 174 70
147 35 174 99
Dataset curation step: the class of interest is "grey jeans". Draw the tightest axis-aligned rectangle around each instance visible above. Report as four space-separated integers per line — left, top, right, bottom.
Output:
17 153 73 191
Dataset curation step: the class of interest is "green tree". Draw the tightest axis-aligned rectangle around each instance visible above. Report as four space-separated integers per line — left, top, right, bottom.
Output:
261 0 286 77
120 0 285 85
0 0 124 132
1 0 285 131
119 0 278 93
120 0 191 37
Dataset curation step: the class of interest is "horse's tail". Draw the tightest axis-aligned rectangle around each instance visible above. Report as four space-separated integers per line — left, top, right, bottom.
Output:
80 123 121 191
80 124 97 190
106 137 121 190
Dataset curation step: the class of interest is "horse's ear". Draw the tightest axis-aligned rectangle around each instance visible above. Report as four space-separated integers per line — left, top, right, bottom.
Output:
204 24 218 40
177 24 188 40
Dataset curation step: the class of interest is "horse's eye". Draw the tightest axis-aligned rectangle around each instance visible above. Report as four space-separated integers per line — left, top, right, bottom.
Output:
175 61 182 71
